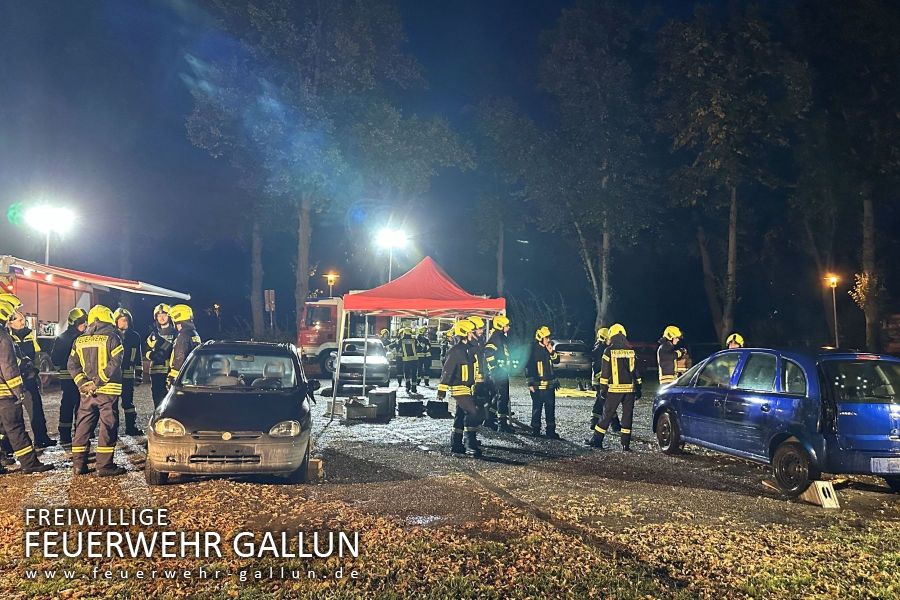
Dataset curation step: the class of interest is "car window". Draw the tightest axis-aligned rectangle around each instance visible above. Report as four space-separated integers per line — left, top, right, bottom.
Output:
555 343 587 353
782 360 807 395
695 354 740 388
736 353 777 392
822 360 900 404
674 361 703 386
341 341 386 357
180 352 298 389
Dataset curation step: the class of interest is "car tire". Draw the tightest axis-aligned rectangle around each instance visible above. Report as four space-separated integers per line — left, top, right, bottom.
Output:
772 441 818 498
145 464 169 486
38 353 55 389
319 352 336 375
884 476 900 493
287 443 310 484
655 410 682 455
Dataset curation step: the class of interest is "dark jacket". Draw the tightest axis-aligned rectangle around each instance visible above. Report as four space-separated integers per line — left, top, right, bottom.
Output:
168 322 201 380
52 325 83 379
120 328 144 381
399 335 418 362
416 334 431 360
469 335 487 383
10 326 40 381
484 330 511 379
146 322 177 374
657 338 686 385
590 339 606 386
438 340 475 397
68 322 124 395
0 328 26 400
598 333 641 395
525 341 559 391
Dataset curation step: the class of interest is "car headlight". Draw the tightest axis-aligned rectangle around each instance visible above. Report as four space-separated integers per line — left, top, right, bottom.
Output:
269 421 302 438
153 418 186 437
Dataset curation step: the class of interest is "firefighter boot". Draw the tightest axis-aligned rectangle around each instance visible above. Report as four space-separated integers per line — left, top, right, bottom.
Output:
498 417 515 433
450 431 466 455
585 429 605 449
124 413 144 436
465 431 483 458
17 450 53 474
620 431 632 452
589 416 598 431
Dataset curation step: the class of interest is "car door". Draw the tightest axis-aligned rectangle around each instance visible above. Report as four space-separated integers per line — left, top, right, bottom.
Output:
724 352 778 458
681 352 742 445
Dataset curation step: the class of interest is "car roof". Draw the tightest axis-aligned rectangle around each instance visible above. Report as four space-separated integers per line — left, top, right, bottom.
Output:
197 340 297 354
702 347 900 370
343 337 384 344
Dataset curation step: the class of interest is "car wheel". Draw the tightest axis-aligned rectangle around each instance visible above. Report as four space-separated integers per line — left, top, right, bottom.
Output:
884 476 900 493
772 441 818 498
319 352 336 375
655 410 682 455
286 444 310 484
145 464 169 486
38 353 54 389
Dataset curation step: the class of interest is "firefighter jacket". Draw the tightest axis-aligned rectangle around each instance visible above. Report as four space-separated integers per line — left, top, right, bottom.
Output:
484 330 511 379
145 323 176 374
657 338 686 385
10 326 40 381
168 322 201 380
469 336 487 383
598 334 642 395
416 334 431 360
525 341 559 391
119 328 144 381
51 325 83 380
590 339 606 386
399 336 418 362
0 328 26 400
68 322 124 395
438 340 475 397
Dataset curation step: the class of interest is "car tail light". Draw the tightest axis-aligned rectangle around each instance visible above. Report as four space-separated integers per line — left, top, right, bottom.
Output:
269 421 301 437
154 418 186 437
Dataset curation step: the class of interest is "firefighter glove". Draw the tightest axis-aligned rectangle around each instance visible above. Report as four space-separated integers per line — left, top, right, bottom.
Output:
437 390 446 400
79 381 98 397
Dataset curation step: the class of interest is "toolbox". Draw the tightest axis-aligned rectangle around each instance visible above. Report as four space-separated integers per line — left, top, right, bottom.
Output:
426 400 451 418
343 400 378 421
367 387 397 419
397 400 425 417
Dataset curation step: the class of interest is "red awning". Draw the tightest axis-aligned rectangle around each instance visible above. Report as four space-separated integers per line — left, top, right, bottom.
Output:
342 256 505 316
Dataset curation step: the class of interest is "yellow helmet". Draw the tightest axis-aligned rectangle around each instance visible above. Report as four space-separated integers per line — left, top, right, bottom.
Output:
467 316 485 329
726 332 745 347
663 325 683 341
493 315 510 330
153 303 171 317
67 307 88 326
596 327 610 343
444 328 455 338
0 300 18 322
0 293 22 310
609 323 627 338
534 325 551 341
454 320 476 337
113 307 133 324
169 304 194 323
87 305 115 325
418 326 427 335
380 328 389 336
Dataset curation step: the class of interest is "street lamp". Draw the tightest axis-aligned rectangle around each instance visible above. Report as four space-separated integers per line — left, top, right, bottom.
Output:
825 273 840 347
23 205 75 265
375 227 408 282
324 272 339 297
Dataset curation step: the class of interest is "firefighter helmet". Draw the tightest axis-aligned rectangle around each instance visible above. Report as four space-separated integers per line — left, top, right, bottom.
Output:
663 325 683 341
609 323 627 338
493 315 510 330
418 326 427 335
169 304 193 323
0 293 22 310
534 325 551 341
153 303 171 317
467 316 485 329
596 327 610 343
87 305 115 325
726 332 745 348
380 328 389 337
0 300 17 323
113 307 133 325
67 307 88 326
454 320 475 337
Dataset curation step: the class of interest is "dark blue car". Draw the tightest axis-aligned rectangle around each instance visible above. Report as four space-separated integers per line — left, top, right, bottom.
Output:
652 348 900 496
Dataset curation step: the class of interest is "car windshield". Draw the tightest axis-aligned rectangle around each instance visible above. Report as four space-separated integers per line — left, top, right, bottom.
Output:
180 352 298 390
823 359 900 404
555 343 587 353
341 341 386 357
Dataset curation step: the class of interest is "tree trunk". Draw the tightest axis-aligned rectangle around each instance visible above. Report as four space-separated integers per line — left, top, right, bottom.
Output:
295 198 313 341
802 220 836 343
496 220 505 297
862 194 880 351
572 219 603 331
250 216 265 338
597 219 611 327
720 185 738 342
696 224 724 340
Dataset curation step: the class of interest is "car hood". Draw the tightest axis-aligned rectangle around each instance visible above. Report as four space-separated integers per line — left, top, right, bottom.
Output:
159 388 308 431
340 355 389 366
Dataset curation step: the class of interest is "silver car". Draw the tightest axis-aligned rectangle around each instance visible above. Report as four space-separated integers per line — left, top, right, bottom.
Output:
552 340 592 374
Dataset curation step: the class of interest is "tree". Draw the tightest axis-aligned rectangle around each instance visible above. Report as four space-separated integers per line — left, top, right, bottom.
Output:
656 5 810 342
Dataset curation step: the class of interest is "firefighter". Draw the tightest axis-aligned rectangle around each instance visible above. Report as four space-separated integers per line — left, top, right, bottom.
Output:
379 328 391 347
145 304 176 407
485 315 515 433
68 305 127 476
416 326 432 387
657 325 686 385
587 326 620 439
8 310 55 447
167 304 202 387
586 323 641 451
466 316 496 430
113 308 144 435
51 308 88 447
726 332 745 349
437 319 484 456
525 325 561 439
398 328 419 394
0 298 53 474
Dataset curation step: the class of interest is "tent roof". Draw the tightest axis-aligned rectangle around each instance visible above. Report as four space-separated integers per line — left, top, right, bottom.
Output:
342 256 505 316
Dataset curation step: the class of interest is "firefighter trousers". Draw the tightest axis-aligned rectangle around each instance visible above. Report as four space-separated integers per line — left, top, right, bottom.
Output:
451 394 485 442
150 373 168 408
120 379 139 430
418 358 430 384
530 388 556 435
591 391 620 431
58 379 81 444
71 393 119 471
476 381 497 426
23 377 51 442
403 360 418 391
0 396 40 469
596 392 634 438
494 376 510 423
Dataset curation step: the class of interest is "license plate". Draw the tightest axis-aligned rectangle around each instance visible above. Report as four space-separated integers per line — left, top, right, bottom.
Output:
871 457 900 473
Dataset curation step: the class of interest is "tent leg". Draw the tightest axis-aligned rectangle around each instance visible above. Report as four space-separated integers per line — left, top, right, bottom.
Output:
362 314 368 392
330 309 349 419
